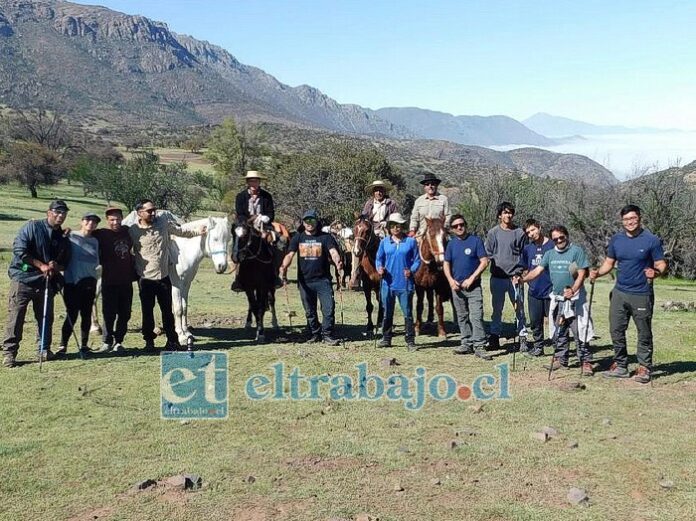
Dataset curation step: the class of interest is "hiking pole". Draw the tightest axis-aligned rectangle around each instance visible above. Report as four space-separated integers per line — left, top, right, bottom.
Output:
337 273 345 326
548 295 567 381
581 279 595 375
38 276 50 372
282 278 293 328
512 280 524 372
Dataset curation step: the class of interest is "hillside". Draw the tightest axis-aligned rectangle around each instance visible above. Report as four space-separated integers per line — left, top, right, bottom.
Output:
373 107 555 146
523 112 677 137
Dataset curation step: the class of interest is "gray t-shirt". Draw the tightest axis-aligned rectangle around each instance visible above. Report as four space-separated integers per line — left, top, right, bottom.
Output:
485 225 527 278
64 232 99 284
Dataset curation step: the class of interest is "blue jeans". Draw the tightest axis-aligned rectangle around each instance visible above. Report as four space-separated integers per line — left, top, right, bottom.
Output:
380 287 415 343
298 278 335 338
489 276 527 337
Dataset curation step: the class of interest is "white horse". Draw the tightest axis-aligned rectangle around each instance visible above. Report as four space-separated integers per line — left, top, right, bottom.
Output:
92 210 231 347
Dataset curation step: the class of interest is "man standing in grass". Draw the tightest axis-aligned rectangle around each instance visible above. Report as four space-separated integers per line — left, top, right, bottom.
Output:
590 205 667 383
443 214 491 360
375 213 421 352
2 200 71 368
129 199 206 351
93 206 136 354
520 219 554 357
279 209 343 346
485 202 528 351
56 212 100 358
520 225 594 376
408 172 451 236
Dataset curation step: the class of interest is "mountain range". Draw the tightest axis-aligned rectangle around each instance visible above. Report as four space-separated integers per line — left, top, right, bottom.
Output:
523 112 680 138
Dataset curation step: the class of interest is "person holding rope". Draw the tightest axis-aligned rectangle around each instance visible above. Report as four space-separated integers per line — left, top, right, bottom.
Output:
485 201 528 351
231 170 279 292
408 172 451 237
518 225 594 376
279 209 343 346
444 215 491 360
2 200 71 368
591 204 667 383
55 213 101 358
375 213 421 351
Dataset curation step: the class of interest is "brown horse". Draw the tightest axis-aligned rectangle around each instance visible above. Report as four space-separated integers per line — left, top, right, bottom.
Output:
352 215 384 335
414 217 451 337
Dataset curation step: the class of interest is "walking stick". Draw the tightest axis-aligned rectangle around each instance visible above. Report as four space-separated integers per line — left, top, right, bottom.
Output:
282 278 294 328
581 279 595 375
337 273 345 326
38 276 50 372
548 295 568 381
512 280 524 371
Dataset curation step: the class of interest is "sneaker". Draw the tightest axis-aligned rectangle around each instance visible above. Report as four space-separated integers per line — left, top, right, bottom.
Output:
377 338 392 348
581 362 594 377
632 365 651 384
230 279 243 293
524 346 544 358
2 352 17 368
407 341 418 352
54 345 68 357
164 341 182 351
79 347 92 359
96 342 113 354
323 336 341 346
112 343 125 354
602 362 630 379
474 349 493 361
543 358 568 371
454 345 474 355
304 334 322 344
488 335 500 350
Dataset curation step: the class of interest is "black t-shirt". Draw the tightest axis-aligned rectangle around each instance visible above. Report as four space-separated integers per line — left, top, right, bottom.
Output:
289 231 338 282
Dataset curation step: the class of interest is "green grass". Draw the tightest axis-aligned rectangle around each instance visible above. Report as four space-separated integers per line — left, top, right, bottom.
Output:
0 183 694 520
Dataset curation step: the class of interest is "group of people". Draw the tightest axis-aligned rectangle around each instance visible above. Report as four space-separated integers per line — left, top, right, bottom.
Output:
2 170 667 384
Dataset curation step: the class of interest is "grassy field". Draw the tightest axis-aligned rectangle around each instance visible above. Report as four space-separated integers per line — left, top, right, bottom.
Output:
0 183 694 521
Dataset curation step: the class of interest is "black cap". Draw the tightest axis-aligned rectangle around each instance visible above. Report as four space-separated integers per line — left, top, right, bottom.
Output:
82 212 101 223
302 209 319 220
48 200 70 212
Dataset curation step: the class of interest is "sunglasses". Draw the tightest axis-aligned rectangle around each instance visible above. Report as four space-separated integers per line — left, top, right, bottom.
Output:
451 222 466 229
552 236 567 243
303 218 317 224
50 209 67 215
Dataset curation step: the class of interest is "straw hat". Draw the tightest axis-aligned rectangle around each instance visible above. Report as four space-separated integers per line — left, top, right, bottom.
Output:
365 179 392 194
244 170 265 180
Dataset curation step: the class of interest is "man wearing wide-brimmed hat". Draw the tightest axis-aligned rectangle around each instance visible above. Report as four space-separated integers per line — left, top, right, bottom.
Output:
408 172 451 236
362 180 398 239
232 170 276 291
376 212 421 351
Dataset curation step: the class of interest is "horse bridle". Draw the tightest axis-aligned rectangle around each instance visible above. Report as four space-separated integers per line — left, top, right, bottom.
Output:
419 227 445 265
353 219 375 257
238 223 274 264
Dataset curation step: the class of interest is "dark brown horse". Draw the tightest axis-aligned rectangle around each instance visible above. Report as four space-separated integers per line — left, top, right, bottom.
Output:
352 216 383 335
414 217 451 337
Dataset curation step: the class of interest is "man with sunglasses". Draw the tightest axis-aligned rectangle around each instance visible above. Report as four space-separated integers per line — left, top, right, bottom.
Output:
444 215 491 360
408 172 451 236
519 225 594 376
590 205 667 383
485 202 528 351
3 200 71 367
279 209 343 346
129 199 207 351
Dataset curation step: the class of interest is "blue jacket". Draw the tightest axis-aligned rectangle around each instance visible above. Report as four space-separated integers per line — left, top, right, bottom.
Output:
8 219 71 287
376 235 421 291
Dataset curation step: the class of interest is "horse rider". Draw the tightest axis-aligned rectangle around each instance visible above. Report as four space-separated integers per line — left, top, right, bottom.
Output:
408 172 451 237
232 170 278 292
350 180 399 289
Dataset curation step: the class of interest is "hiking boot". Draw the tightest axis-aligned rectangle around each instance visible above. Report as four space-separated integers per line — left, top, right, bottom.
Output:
633 365 651 384
304 334 322 344
3 352 17 368
323 336 341 346
454 345 474 355
602 362 630 379
164 341 182 352
524 345 544 358
144 341 156 352
112 343 125 354
581 362 594 377
377 338 392 348
407 341 418 352
54 345 68 357
543 358 568 371
488 334 500 350
474 349 493 361
79 347 92 360
96 342 112 354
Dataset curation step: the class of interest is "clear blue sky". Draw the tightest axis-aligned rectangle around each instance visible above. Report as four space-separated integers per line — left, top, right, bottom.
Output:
77 0 696 128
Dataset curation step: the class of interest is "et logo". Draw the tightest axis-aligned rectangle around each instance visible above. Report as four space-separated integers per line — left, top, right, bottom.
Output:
160 351 228 420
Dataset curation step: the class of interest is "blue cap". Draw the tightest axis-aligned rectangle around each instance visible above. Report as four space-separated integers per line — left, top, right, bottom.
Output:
302 209 318 220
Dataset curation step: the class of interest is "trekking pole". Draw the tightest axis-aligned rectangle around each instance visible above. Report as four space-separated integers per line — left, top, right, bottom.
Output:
282 278 293 328
338 273 345 326
548 296 567 381
58 288 85 359
38 276 50 372
581 279 595 375
512 280 524 372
